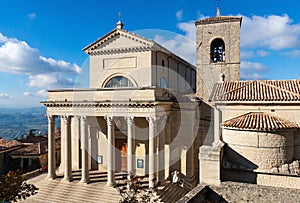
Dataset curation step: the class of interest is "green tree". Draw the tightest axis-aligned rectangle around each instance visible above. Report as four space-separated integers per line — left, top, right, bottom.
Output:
0 171 38 202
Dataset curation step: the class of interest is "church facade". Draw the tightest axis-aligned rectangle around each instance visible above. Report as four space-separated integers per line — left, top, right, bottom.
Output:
42 9 300 190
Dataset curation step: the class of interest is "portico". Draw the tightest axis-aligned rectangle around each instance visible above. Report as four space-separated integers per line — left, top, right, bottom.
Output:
43 87 173 187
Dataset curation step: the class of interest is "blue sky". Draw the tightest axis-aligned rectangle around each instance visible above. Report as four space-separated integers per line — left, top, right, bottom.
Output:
0 0 300 108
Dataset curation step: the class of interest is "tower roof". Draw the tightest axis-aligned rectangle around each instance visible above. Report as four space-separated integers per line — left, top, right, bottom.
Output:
195 15 242 25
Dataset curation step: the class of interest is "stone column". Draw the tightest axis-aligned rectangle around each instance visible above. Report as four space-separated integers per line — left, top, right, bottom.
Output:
125 116 135 177
59 118 65 175
105 116 115 187
47 115 56 179
71 116 80 170
62 115 72 181
80 116 90 183
147 116 157 188
158 116 167 185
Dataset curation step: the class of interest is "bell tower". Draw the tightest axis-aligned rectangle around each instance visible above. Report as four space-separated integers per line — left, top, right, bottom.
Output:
195 7 242 102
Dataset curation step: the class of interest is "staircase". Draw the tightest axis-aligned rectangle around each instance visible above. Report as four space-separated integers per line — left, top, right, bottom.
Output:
20 171 123 203
157 182 190 203
20 171 190 203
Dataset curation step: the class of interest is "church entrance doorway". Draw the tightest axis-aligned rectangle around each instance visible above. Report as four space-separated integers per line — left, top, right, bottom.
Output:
115 139 127 172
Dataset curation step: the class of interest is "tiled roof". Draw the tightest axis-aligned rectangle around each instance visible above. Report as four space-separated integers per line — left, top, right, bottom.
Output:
12 137 61 156
210 80 300 102
0 139 22 150
223 112 300 131
195 16 242 25
11 142 46 156
18 135 48 144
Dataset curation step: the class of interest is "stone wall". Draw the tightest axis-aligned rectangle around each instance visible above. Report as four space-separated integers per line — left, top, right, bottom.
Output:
223 168 300 190
295 129 300 160
257 173 300 189
222 129 294 170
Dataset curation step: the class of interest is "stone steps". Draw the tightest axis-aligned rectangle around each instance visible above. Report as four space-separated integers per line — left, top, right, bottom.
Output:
19 172 190 203
158 183 190 203
20 173 122 203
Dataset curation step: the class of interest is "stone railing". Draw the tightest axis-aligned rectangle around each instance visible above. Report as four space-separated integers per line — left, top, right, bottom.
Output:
22 169 42 180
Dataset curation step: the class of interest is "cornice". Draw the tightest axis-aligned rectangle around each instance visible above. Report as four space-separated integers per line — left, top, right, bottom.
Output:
42 101 157 108
84 29 154 55
88 45 152 55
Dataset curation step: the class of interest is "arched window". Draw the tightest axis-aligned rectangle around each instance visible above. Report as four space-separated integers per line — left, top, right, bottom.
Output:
104 76 134 88
158 77 167 88
211 38 225 62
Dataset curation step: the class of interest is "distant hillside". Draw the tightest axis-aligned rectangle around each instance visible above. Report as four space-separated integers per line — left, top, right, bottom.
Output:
0 107 48 140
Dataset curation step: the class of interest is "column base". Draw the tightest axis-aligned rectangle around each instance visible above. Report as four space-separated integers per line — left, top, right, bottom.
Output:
47 174 56 180
80 179 90 184
63 177 73 182
106 182 116 187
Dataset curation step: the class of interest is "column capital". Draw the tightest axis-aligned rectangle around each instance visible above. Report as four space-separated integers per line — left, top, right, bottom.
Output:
62 115 71 125
146 116 158 126
80 116 87 124
72 115 80 120
47 115 56 123
104 115 114 126
125 116 135 126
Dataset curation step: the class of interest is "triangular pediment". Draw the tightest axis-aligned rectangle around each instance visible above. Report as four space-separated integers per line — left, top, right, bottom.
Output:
83 29 155 55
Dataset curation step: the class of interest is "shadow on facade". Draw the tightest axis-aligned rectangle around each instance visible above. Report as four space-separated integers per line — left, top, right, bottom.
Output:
222 145 258 184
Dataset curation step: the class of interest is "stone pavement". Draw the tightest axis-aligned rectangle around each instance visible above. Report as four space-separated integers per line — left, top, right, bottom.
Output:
209 182 300 203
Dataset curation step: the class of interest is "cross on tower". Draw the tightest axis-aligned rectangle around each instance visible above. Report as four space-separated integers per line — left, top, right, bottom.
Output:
215 0 221 16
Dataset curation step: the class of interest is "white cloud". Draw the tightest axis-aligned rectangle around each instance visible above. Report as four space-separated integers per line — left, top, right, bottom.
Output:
256 50 270 57
155 12 296 79
27 73 75 89
177 21 196 40
241 51 255 59
0 93 11 99
241 14 300 50
154 34 196 64
23 92 34 97
36 89 48 97
241 73 265 80
283 49 300 58
27 13 36 20
197 12 210 21
240 61 266 80
176 10 183 21
153 21 196 64
23 90 48 97
0 32 81 89
241 61 267 71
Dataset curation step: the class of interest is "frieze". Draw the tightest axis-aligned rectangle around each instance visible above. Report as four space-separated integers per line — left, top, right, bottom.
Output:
45 106 154 116
43 102 155 108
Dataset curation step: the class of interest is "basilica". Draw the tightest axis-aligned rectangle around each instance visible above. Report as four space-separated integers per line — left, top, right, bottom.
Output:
42 8 300 190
